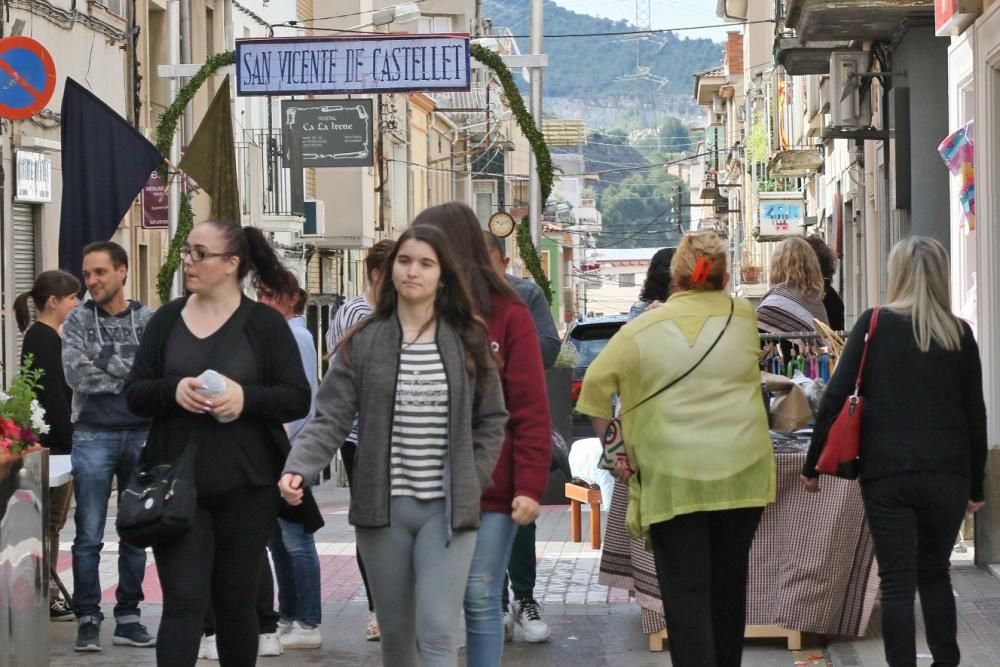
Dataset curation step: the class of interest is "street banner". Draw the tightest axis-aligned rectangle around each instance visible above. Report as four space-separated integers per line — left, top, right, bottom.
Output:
236 34 471 96
179 75 241 224
282 99 374 168
59 78 163 282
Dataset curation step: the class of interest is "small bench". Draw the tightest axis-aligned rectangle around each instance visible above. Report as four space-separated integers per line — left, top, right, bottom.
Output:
564 482 603 549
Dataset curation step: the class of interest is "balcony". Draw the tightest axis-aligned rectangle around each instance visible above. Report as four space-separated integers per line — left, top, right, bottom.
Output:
235 129 306 234
784 0 934 41
774 34 853 75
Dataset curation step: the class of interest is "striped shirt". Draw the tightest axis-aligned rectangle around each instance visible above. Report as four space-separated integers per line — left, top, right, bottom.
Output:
391 342 449 500
327 294 373 444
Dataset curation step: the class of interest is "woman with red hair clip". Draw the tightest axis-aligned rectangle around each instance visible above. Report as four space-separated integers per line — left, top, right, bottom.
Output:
577 231 774 667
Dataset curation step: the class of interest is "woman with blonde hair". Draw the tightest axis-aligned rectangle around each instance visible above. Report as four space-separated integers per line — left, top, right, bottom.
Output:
802 236 987 667
578 231 774 667
757 236 829 336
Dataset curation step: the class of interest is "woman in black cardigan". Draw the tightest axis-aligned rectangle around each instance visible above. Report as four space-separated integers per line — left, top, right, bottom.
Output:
802 237 987 667
125 220 310 666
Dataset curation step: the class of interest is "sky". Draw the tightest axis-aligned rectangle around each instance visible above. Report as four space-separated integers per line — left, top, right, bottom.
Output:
549 0 731 42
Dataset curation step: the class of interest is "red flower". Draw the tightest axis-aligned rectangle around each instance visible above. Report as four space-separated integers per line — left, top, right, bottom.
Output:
1 419 20 440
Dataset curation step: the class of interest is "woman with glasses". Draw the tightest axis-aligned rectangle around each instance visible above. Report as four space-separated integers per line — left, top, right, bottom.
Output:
125 220 311 666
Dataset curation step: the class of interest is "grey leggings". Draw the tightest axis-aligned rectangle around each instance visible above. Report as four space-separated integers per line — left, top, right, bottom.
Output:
357 496 477 667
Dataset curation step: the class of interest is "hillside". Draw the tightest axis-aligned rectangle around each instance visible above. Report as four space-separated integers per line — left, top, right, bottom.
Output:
481 0 723 100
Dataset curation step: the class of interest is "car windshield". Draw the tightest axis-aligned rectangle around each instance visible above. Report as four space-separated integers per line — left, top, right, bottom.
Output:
569 322 625 367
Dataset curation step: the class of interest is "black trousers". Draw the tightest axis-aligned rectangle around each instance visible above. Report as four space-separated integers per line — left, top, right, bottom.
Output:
862 472 968 667
342 441 375 612
648 506 763 667
153 485 280 666
203 559 279 637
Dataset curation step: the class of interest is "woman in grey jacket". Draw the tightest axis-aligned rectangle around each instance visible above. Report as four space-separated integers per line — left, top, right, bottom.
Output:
279 225 508 667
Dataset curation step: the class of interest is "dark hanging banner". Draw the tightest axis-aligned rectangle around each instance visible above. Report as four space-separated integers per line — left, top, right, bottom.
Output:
281 99 374 168
58 78 163 281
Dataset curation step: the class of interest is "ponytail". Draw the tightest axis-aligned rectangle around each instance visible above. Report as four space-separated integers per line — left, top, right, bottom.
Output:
201 220 297 294
13 292 32 333
13 270 81 332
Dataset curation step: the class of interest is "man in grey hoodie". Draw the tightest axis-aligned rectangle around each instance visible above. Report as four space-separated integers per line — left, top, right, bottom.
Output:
62 241 155 653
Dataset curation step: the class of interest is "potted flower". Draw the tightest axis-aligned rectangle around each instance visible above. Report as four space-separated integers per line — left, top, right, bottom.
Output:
0 356 48 462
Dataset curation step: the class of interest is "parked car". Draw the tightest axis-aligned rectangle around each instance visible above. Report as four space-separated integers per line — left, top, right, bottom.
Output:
564 315 628 440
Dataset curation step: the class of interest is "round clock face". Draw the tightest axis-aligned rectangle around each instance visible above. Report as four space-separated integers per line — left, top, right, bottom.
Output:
488 211 515 238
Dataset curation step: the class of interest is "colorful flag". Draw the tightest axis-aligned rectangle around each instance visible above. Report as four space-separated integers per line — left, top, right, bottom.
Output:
938 120 975 231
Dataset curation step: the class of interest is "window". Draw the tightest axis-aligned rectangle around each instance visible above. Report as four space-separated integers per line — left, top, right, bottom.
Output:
473 180 496 226
416 16 454 34
618 273 636 288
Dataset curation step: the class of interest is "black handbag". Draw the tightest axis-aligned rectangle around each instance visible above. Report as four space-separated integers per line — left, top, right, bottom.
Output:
116 301 253 549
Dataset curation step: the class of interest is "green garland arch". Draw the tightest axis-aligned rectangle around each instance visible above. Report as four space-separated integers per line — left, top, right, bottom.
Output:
155 46 554 305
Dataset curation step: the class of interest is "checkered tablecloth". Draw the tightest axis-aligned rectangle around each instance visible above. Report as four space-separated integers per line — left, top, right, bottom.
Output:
598 448 879 637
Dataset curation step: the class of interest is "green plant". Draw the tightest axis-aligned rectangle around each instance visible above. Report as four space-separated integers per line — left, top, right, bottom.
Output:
518 218 553 305
156 193 194 304
0 356 48 458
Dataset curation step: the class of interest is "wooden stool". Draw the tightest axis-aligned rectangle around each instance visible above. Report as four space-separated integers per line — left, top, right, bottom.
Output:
647 625 803 652
564 482 602 549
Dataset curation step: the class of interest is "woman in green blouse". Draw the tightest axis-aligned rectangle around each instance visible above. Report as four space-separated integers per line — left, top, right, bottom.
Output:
577 231 774 667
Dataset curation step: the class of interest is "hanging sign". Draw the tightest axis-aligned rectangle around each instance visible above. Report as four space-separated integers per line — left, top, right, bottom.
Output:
0 36 57 120
141 170 168 229
281 99 374 167
236 34 471 97
758 192 805 241
935 0 980 37
15 150 52 203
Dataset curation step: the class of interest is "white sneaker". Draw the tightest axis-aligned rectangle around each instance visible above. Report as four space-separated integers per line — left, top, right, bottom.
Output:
258 632 284 656
503 609 515 643
513 598 551 643
279 621 322 649
366 612 381 641
198 634 219 661
277 619 293 637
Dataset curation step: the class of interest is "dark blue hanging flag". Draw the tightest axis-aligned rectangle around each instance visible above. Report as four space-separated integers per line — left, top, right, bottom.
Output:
58 78 163 282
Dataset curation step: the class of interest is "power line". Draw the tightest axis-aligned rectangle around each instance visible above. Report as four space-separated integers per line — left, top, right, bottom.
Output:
295 19 776 38
277 0 429 26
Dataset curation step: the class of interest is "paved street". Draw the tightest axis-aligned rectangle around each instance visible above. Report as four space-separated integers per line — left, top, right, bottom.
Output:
50 483 1000 666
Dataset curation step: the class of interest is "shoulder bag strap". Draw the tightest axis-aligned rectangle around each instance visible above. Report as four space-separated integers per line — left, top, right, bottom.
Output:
622 297 735 418
851 307 880 396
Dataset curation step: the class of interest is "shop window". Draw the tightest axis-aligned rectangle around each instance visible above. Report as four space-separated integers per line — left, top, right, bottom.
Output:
618 273 636 288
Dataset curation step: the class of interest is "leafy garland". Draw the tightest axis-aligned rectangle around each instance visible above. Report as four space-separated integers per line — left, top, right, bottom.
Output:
153 46 555 305
469 42 555 306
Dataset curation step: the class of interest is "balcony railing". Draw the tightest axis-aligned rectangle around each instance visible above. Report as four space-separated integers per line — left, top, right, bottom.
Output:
235 129 305 221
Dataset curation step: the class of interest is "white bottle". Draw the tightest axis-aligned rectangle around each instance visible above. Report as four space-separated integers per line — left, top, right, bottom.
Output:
197 370 236 423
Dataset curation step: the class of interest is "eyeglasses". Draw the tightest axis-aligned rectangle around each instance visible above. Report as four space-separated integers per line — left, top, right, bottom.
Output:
181 246 229 262
256 288 275 299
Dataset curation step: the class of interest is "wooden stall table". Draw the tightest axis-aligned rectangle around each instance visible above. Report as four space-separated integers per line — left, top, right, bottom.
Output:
598 439 878 652
565 482 603 549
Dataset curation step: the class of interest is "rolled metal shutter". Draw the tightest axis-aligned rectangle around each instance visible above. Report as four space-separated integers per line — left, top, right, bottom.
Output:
12 203 37 360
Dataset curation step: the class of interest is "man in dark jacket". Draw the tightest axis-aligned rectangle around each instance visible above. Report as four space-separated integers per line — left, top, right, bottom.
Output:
62 242 155 652
486 233 557 643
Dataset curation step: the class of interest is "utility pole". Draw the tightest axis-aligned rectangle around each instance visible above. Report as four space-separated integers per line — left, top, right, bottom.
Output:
167 0 183 299
528 0 543 246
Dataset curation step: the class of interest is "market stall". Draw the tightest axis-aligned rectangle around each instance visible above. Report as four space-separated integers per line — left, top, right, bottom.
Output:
599 437 878 651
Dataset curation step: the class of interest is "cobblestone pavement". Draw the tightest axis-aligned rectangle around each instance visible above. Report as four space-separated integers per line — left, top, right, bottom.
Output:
51 483 1000 666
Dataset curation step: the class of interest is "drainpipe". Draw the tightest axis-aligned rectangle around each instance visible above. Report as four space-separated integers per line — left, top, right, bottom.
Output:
180 0 193 143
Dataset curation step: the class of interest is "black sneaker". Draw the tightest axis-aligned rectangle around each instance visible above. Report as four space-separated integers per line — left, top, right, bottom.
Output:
75 621 101 652
113 622 156 647
50 598 75 622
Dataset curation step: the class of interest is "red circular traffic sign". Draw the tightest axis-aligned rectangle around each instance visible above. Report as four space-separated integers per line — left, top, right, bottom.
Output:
0 36 57 120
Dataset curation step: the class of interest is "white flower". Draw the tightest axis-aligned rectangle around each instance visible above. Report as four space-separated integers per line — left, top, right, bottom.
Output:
30 400 49 435
0 390 9 403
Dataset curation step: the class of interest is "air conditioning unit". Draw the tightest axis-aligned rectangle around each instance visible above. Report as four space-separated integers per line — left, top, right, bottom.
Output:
302 199 324 237
829 51 868 128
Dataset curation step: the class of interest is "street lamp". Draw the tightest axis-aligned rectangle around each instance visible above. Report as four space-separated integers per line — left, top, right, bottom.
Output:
371 3 422 28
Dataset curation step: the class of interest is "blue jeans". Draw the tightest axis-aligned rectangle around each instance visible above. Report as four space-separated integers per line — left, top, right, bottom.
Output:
269 518 322 627
464 511 517 667
70 428 149 624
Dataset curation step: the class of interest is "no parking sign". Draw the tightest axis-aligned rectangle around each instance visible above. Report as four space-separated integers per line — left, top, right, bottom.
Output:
0 36 56 120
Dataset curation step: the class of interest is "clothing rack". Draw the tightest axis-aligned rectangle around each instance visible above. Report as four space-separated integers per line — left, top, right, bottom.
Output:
759 329 847 342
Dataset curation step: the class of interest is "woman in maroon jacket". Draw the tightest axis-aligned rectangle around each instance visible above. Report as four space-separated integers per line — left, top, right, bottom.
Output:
414 203 552 667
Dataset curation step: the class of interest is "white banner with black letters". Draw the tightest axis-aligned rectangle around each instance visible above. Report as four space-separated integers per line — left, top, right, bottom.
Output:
236 34 471 96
